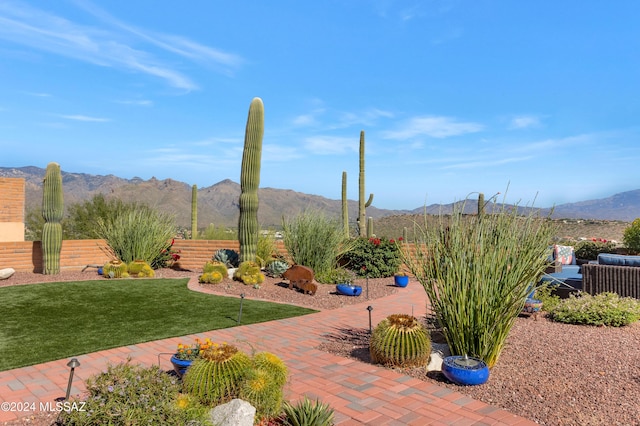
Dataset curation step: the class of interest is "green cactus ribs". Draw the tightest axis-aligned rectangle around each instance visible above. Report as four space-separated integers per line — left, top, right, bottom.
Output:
42 162 64 275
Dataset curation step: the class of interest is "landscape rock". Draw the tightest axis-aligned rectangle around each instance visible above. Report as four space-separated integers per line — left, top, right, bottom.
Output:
427 343 451 372
0 268 15 280
209 399 256 426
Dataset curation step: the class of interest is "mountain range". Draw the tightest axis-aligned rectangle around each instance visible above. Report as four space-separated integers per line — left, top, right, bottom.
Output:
1 166 638 228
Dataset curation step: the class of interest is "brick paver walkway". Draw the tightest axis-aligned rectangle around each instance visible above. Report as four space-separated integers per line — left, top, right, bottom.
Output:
0 278 536 425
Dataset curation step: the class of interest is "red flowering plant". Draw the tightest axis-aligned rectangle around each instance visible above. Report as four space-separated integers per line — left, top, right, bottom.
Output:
153 238 181 269
339 237 401 278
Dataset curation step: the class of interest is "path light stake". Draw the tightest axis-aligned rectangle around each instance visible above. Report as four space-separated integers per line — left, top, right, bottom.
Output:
366 276 369 299
367 305 373 333
64 358 80 401
237 293 245 325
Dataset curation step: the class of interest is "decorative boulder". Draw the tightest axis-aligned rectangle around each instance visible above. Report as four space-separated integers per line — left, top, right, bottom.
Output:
209 399 256 426
0 268 15 280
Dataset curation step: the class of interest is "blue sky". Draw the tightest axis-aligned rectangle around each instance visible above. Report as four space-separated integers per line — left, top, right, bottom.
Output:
1 1 639 210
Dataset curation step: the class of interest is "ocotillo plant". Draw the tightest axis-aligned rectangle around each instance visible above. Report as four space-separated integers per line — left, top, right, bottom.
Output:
191 184 198 239
42 162 63 274
238 97 264 263
342 171 349 238
358 130 374 237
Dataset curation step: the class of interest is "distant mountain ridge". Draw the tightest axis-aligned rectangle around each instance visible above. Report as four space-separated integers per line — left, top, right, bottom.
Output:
1 166 638 226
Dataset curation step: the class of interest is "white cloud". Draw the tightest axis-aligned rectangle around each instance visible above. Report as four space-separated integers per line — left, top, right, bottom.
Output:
0 0 242 90
383 116 484 139
509 115 542 129
304 136 358 155
59 114 110 122
115 99 153 106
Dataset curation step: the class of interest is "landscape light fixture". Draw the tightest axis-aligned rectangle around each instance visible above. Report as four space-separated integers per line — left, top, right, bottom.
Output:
237 293 245 325
64 358 80 401
367 305 373 333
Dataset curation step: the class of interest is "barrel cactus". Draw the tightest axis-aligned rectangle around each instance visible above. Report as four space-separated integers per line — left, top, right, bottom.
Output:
234 260 265 285
127 259 155 278
238 352 288 419
42 162 64 275
370 314 431 368
182 343 251 405
198 260 228 284
103 260 129 278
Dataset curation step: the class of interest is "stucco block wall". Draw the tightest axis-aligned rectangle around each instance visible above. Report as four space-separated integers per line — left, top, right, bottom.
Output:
0 178 25 242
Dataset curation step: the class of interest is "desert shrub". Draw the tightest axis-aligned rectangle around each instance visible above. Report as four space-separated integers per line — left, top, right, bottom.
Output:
623 218 640 254
549 292 640 326
198 224 236 240
320 267 356 285
574 240 617 260
339 237 401 278
96 207 177 268
57 361 209 425
401 198 556 368
256 229 279 267
281 397 335 426
533 282 561 311
282 210 354 282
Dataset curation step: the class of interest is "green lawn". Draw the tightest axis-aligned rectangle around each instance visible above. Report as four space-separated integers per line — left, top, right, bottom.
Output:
0 278 317 371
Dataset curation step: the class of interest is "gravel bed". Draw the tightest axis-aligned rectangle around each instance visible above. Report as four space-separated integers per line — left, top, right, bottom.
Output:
2 269 640 425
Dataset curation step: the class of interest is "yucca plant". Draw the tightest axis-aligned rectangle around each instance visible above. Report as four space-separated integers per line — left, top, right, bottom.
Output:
401 197 555 368
282 397 335 426
370 314 431 368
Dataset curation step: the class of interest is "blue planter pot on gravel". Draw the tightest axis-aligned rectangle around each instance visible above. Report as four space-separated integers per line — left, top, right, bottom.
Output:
336 284 362 296
441 355 490 386
170 354 193 377
394 275 409 287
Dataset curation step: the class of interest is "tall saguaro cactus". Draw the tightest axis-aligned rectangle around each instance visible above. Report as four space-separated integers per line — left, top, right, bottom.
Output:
358 130 374 237
342 171 349 238
191 184 198 239
477 192 485 217
42 162 63 274
238 97 264 263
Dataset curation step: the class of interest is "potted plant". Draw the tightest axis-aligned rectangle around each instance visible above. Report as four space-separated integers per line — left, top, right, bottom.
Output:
394 271 409 287
170 337 213 377
332 268 361 296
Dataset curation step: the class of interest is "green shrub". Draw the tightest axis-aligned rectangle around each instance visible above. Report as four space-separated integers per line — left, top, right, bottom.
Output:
318 267 356 285
96 207 177 268
57 361 209 425
574 240 617 260
401 198 556 368
282 397 335 426
339 237 401 278
198 224 236 240
533 282 561 312
256 229 279 267
549 292 640 326
623 218 640 254
282 210 354 282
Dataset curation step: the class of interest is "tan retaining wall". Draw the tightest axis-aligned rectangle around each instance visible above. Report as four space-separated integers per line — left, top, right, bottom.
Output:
0 178 25 242
0 239 289 273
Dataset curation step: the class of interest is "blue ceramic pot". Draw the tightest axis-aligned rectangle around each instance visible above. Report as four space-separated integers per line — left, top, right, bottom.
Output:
394 275 409 287
170 354 193 377
441 355 489 386
336 284 362 296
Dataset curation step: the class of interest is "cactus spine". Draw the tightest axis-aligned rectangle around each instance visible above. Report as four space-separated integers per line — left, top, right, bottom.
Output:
358 130 374 237
42 162 63 274
478 192 485 217
370 314 431 368
342 171 349 238
238 97 264 263
191 184 198 239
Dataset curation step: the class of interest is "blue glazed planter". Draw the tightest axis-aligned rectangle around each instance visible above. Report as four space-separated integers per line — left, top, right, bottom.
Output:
394 275 409 287
336 284 362 296
170 354 193 377
441 355 489 386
